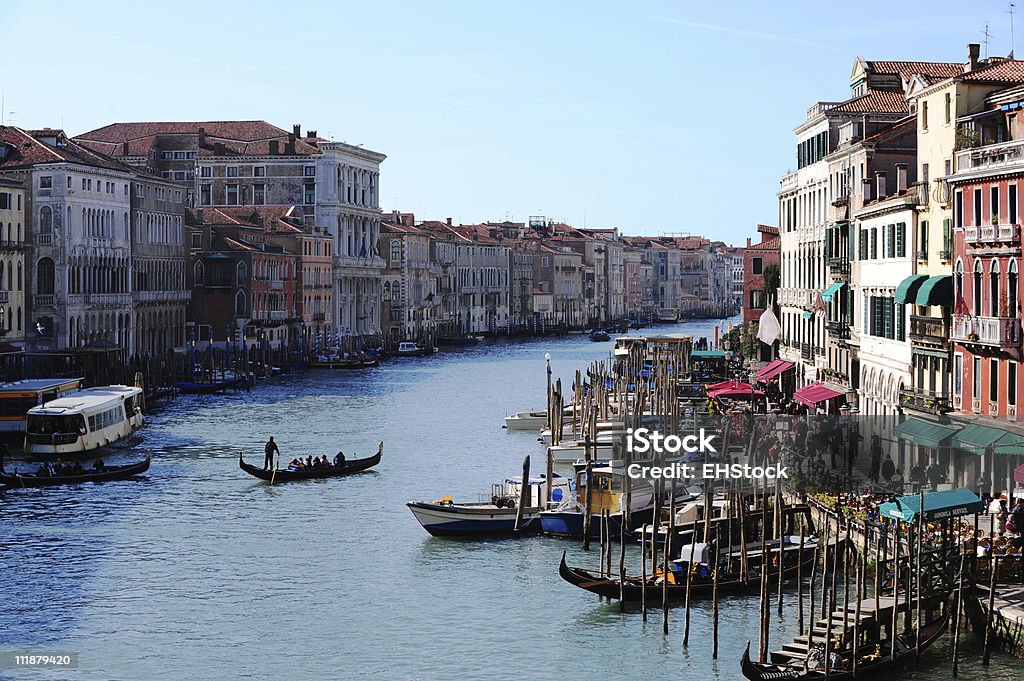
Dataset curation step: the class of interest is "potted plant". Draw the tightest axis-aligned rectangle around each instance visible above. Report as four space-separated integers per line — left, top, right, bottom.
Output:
993 214 1000 225
968 331 979 341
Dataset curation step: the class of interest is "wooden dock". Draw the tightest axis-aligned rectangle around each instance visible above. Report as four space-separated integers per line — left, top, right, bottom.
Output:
771 597 899 663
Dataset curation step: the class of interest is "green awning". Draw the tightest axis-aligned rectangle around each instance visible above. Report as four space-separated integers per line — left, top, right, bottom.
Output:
691 350 726 359
895 274 929 304
952 423 1012 453
879 488 983 524
994 432 1024 456
912 347 950 359
821 282 845 302
892 417 961 449
915 275 953 307
802 311 813 320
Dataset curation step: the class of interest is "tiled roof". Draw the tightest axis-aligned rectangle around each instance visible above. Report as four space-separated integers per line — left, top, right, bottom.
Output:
75 121 322 158
830 89 909 114
961 59 1024 83
0 126 134 173
866 61 963 82
188 206 304 232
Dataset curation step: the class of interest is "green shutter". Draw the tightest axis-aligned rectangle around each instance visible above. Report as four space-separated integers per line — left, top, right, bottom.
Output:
896 223 905 257
921 220 929 256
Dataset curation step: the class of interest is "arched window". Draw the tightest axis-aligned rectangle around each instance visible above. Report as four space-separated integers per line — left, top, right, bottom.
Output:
991 259 1001 317
39 206 52 234
1010 260 1019 317
36 257 55 295
390 239 400 262
974 259 984 317
194 261 204 286
383 281 391 301
17 262 22 291
237 261 247 284
235 290 246 317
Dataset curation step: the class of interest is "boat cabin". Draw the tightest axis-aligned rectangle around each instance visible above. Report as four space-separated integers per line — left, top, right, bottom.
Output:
26 385 145 456
0 378 83 434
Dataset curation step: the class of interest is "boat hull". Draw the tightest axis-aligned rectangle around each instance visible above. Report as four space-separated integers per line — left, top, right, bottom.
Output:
406 501 542 536
0 454 152 487
541 506 653 538
239 443 382 482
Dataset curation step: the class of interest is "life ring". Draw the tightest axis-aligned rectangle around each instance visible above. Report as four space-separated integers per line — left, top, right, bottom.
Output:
506 499 516 508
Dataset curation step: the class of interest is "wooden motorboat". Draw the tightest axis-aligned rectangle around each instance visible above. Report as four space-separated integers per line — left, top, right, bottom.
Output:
0 453 152 487
239 442 382 482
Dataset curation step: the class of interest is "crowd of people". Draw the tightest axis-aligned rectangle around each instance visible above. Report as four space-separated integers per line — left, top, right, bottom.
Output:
32 458 106 477
286 453 346 471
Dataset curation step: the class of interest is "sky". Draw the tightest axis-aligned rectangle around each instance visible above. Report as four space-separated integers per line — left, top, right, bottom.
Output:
0 0 1018 245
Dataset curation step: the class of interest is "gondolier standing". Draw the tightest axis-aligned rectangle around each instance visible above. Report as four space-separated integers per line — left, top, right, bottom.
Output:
264 436 280 470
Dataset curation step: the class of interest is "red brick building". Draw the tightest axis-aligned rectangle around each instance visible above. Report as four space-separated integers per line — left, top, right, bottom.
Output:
742 224 780 325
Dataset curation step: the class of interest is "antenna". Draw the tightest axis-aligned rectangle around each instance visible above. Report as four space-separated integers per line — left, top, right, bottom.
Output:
983 21 992 59
1011 1 1017 57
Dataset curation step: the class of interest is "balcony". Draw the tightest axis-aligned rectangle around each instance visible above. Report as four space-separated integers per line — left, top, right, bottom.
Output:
825 320 850 339
33 295 54 306
0 240 24 251
269 279 284 290
909 314 949 347
951 314 1021 350
955 138 1024 176
899 388 951 415
133 290 190 302
0 291 9 304
964 223 1019 245
801 342 812 361
311 312 326 321
34 234 52 246
269 310 286 320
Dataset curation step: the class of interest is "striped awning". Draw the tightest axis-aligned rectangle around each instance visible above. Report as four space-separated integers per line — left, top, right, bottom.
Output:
756 359 795 382
793 382 843 407
916 276 953 307
895 274 928 304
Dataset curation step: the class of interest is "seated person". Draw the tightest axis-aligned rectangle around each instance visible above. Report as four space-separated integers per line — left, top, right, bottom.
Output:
320 455 330 467
93 458 106 471
36 464 50 477
72 462 85 474
333 451 346 467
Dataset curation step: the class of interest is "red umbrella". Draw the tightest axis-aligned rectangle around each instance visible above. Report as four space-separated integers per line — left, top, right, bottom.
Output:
709 386 765 400
1015 463 1024 485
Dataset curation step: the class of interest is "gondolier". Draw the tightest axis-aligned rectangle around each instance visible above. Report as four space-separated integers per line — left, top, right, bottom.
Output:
264 436 280 470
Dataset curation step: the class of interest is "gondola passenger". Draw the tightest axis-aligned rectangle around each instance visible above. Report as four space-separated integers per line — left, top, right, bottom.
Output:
334 451 346 467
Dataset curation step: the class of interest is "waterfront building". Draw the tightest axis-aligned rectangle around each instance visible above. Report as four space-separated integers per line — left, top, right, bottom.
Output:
0 178 28 347
742 225 780 329
622 246 645 319
508 240 537 334
0 127 136 353
380 220 440 342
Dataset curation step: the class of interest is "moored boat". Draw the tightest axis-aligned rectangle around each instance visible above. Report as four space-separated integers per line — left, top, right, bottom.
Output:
308 355 379 370
25 385 145 458
0 452 152 487
175 374 253 394
436 335 484 347
396 341 438 357
407 475 573 537
239 442 382 482
588 330 611 342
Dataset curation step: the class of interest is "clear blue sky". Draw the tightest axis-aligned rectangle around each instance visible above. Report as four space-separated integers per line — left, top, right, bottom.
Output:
0 0 1016 244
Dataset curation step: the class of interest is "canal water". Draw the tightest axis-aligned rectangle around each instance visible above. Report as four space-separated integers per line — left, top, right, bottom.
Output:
1 317 1020 680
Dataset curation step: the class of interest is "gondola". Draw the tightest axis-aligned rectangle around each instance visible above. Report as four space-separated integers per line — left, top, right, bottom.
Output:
740 607 949 679
0 453 152 487
175 375 252 394
239 442 382 482
558 540 816 601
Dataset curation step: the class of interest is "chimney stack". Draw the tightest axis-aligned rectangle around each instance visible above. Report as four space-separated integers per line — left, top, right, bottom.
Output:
967 43 981 72
269 140 279 155
198 127 207 148
122 141 129 156
307 130 317 139
896 163 908 193
876 171 887 199
446 217 452 226
862 178 873 202
293 124 301 139
746 237 752 248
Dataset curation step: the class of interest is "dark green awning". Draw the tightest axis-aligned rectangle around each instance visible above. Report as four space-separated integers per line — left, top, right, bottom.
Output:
893 417 960 449
821 282 845 303
952 423 1012 454
994 432 1024 456
895 274 928 304
879 488 983 524
915 276 953 307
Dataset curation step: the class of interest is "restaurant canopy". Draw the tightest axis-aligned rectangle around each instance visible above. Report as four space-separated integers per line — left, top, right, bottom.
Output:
878 488 983 524
1015 463 1024 485
951 423 1011 454
708 383 765 400
706 380 748 393
793 382 843 407
892 416 960 449
755 359 794 382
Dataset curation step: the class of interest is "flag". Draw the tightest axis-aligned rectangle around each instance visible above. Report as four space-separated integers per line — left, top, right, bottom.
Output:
954 293 970 317
811 292 826 314
757 308 781 345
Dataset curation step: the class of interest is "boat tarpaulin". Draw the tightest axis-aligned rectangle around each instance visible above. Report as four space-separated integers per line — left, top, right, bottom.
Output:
793 382 843 407
878 488 983 524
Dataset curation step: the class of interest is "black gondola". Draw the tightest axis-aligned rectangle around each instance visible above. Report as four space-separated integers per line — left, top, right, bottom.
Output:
558 540 817 602
740 607 949 679
0 453 152 488
175 375 253 394
239 442 382 482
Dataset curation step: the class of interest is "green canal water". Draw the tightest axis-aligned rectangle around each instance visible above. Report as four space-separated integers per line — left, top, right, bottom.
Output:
1 318 1021 680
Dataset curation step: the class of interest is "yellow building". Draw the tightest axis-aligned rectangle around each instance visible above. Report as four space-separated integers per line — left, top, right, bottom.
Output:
0 177 27 345
904 46 1024 412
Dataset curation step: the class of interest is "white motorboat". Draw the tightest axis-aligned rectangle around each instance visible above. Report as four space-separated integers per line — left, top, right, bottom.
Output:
25 385 145 457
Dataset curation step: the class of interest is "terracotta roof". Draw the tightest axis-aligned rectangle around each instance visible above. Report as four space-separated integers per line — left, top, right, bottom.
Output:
830 89 908 114
0 126 134 173
75 121 322 158
188 206 304 233
865 61 963 83
961 59 1024 83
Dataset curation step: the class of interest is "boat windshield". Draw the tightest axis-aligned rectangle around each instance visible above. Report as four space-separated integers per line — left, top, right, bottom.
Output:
27 413 86 436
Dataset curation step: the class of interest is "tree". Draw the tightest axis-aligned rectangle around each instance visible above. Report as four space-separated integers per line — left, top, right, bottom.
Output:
763 262 781 311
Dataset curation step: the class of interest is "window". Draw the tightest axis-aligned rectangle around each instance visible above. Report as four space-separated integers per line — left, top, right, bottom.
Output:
990 259 1000 317
887 224 896 258
1012 185 1019 225
752 257 763 275
870 227 878 259
944 92 951 125
253 184 266 205
1011 260 1019 316
974 259 984 316
194 261 204 285
992 186 1000 224
974 188 983 226
191 232 202 249
226 166 239 178
173 151 186 160
226 184 239 205
253 166 266 178
953 353 963 397
390 239 400 262
235 291 246 317
200 166 212 178
303 183 315 205
921 100 929 131
991 358 1000 403
161 151 174 160
38 206 52 234
974 356 982 400
954 190 964 228
39 176 52 189
303 166 316 177
896 223 905 258
173 171 187 181
236 261 247 283
1011 362 1018 412
955 259 964 303
36 257 54 294
200 184 211 206
751 290 766 309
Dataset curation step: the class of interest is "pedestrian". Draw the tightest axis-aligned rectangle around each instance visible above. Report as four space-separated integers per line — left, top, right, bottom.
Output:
264 436 280 470
880 453 895 483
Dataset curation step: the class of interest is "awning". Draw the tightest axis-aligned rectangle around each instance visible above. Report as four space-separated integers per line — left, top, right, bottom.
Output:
879 488 984 524
895 274 929 304
892 417 960 449
709 385 765 400
756 359 795 382
915 275 953 307
912 347 950 359
691 350 726 359
952 423 1013 453
821 282 845 302
706 380 747 393
994 432 1024 456
802 311 813 320
793 382 844 407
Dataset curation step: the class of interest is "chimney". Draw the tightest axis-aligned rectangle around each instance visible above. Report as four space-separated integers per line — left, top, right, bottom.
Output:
269 140 279 155
967 43 981 72
293 124 301 139
862 178 873 202
307 130 317 139
446 217 452 226
746 237 752 247
875 171 887 199
896 163 908 193
198 127 207 147
122 141 129 156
